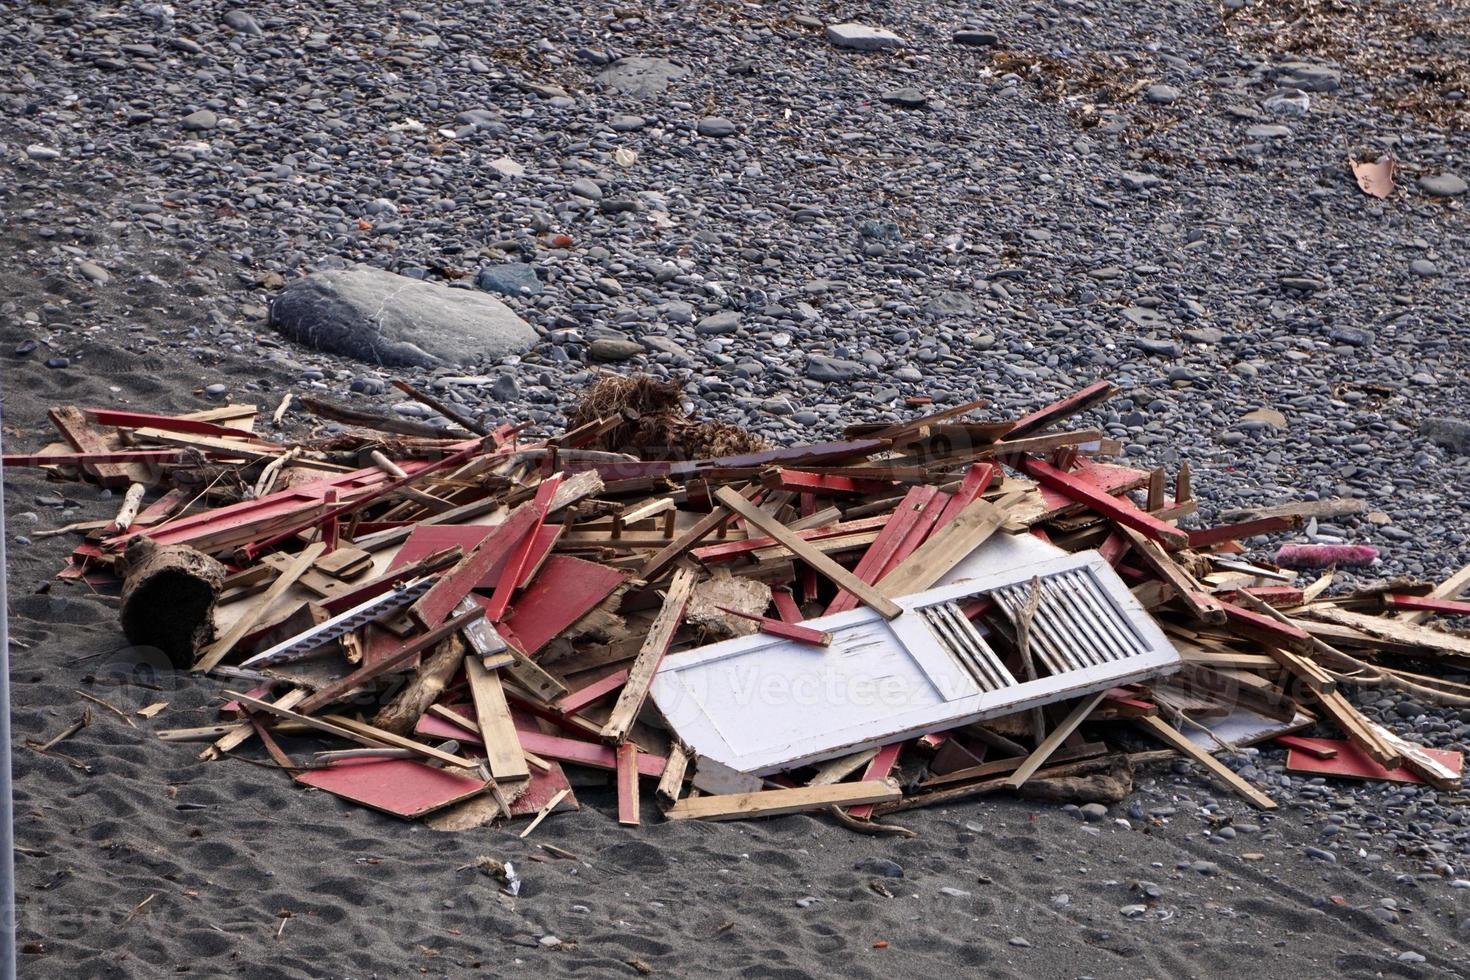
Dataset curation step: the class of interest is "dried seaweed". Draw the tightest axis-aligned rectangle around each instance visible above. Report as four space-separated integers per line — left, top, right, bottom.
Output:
566 374 768 461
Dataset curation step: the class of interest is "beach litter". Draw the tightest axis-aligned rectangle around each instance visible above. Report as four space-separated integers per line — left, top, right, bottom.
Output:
5 376 1467 833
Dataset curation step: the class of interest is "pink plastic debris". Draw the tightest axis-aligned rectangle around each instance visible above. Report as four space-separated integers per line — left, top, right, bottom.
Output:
1274 543 1379 569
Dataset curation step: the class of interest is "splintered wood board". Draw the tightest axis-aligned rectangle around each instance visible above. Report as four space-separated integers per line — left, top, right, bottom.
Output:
296 758 487 818
650 551 1181 775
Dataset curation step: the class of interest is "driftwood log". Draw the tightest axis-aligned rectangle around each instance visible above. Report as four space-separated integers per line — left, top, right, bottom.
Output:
118 537 227 669
371 633 466 736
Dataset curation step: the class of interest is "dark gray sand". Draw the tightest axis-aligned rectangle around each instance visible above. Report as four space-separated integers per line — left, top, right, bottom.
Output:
5 0 1470 975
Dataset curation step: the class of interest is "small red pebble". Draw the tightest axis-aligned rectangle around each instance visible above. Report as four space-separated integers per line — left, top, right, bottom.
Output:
873 941 889 949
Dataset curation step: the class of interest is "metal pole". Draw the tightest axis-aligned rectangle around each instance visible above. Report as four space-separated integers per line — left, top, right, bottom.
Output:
0 420 17 980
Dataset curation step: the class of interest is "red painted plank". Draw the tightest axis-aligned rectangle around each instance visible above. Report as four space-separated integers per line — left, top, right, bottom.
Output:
847 741 904 819
556 668 630 716
1285 739 1463 785
1187 515 1300 549
1007 380 1116 440
1384 594 1470 616
389 524 499 571
931 462 995 529
1218 601 1313 650
516 727 666 777
481 477 562 623
410 505 539 629
617 742 641 826
296 758 487 818
1018 457 1188 549
500 555 627 655
3 450 185 468
765 469 894 497
84 409 266 439
1274 734 1338 759
875 489 951 580
482 524 562 591
771 588 804 624
825 486 936 615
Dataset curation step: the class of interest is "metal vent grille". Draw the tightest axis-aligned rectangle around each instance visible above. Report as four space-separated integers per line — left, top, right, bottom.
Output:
988 567 1150 675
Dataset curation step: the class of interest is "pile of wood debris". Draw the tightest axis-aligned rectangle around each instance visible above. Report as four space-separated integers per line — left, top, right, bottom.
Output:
8 377 1469 832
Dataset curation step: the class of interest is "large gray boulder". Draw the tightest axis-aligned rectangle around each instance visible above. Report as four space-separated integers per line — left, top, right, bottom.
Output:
270 266 537 368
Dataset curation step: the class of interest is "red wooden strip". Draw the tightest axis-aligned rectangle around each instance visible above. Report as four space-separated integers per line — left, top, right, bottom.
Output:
3 450 184 468
1018 457 1188 549
501 554 628 655
716 606 830 646
242 441 488 559
1222 586 1305 607
1187 516 1300 549
799 493 819 603
409 506 539 629
1218 601 1313 651
296 758 486 818
1384 594 1470 616
771 588 803 624
556 668 630 716
1007 380 1116 440
766 469 894 496
114 463 407 551
847 741 904 819
825 486 936 615
481 524 562 591
875 489 951 580
514 728 665 777
1274 735 1338 759
1098 531 1130 566
617 742 641 826
481 477 562 622
84 409 264 439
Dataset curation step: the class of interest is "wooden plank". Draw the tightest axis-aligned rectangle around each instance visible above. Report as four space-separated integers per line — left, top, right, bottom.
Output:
664 779 901 822
295 606 484 715
876 495 1011 598
199 687 309 759
481 476 562 622
556 669 629 716
1186 515 1302 549
195 542 326 671
1312 689 1400 767
824 486 936 615
919 741 1108 789
1004 691 1107 788
807 748 880 787
1135 714 1277 810
1384 594 1470 617
407 506 538 629
638 506 730 581
714 606 830 646
1285 738 1462 786
1393 562 1470 625
513 728 666 776
48 405 147 487
715 486 903 619
602 567 698 743
1018 457 1188 549
1006 380 1116 440
2 450 184 469
616 742 641 826
466 656 530 782
230 692 478 768
846 741 904 819
1275 734 1338 759
1116 525 1226 624
655 744 691 808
